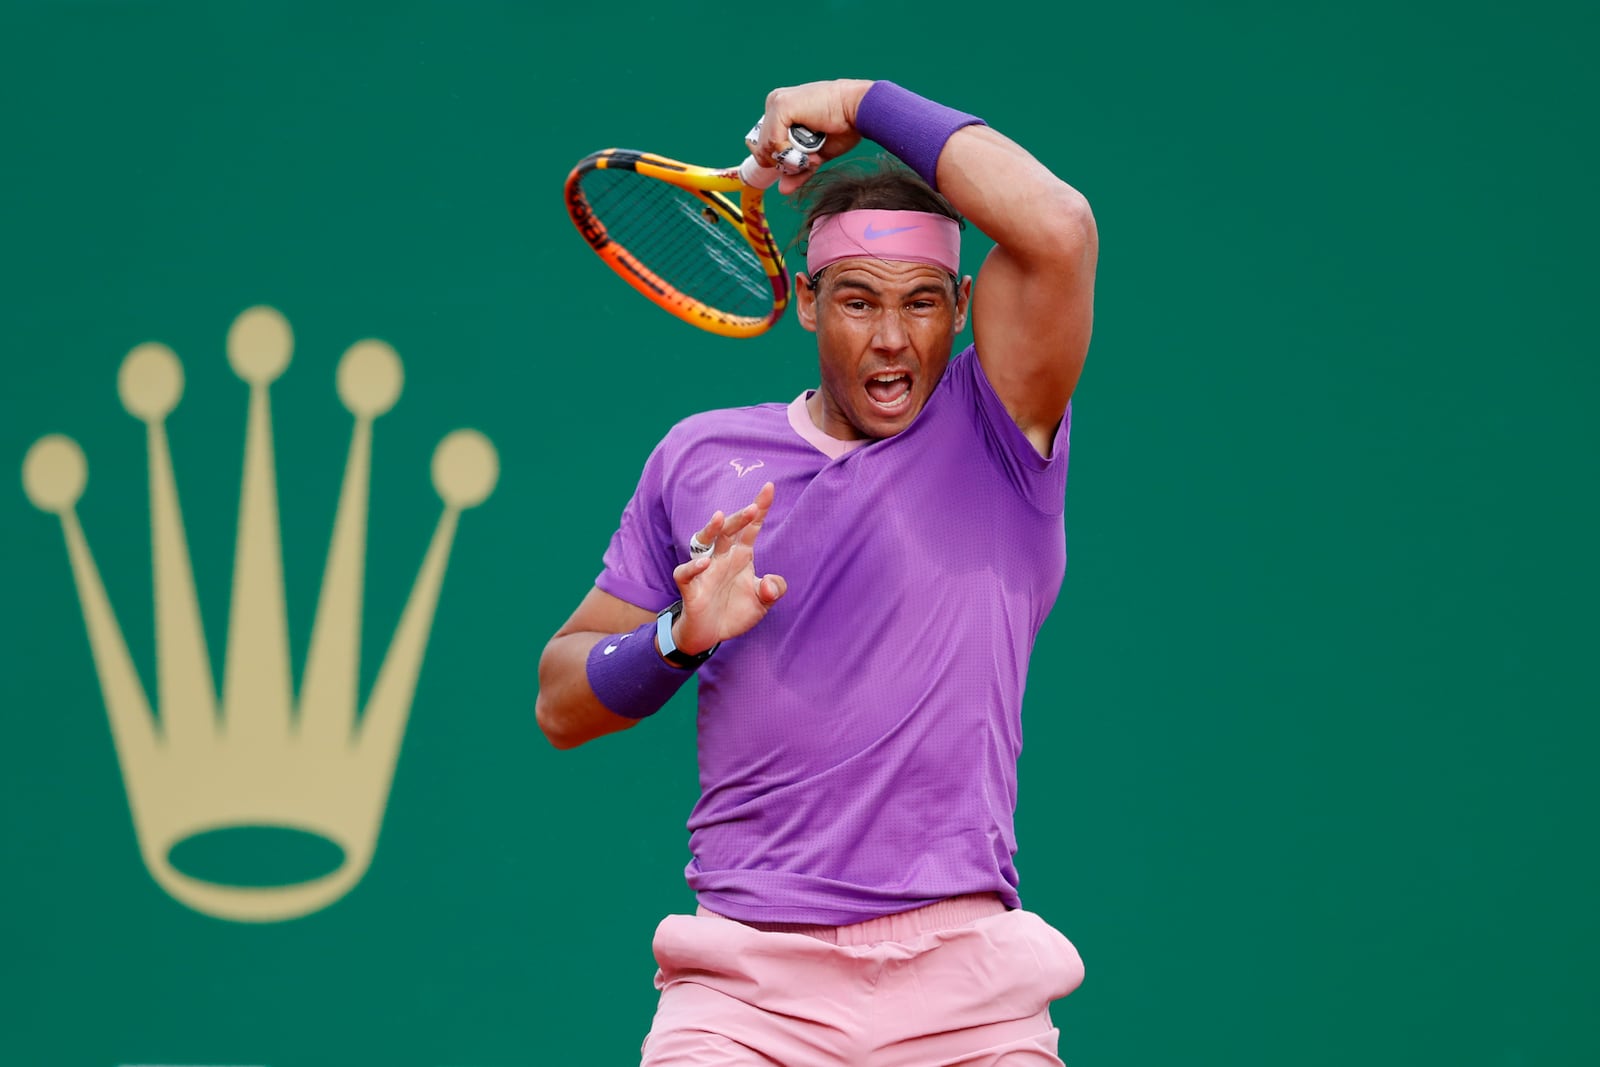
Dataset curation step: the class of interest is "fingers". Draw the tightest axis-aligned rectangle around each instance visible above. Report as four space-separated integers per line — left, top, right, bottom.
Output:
673 554 713 592
755 96 793 169
758 82 870 182
741 481 775 543
717 482 776 545
718 506 755 543
753 109 791 171
756 573 787 605
758 82 863 173
763 83 848 144
747 480 775 523
693 510 726 553
682 485 778 600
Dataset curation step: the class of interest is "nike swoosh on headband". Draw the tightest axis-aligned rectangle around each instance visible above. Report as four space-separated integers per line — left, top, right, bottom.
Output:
863 223 920 239
808 210 962 275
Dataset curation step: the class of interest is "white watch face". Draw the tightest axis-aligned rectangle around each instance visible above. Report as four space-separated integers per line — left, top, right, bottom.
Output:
656 606 679 656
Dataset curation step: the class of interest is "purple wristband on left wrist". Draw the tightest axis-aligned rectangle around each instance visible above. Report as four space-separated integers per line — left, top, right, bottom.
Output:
854 80 986 190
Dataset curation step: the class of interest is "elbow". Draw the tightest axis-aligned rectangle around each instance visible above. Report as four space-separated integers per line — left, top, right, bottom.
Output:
537 684 588 751
1038 184 1098 267
534 692 576 750
534 650 585 751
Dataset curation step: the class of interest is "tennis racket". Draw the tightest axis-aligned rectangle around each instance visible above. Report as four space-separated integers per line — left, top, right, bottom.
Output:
563 123 825 338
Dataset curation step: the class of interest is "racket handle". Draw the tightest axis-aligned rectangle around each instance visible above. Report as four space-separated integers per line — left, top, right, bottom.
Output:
740 156 782 189
743 119 827 185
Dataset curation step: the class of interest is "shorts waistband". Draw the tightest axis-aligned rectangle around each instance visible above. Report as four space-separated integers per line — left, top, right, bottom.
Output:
701 893 1008 947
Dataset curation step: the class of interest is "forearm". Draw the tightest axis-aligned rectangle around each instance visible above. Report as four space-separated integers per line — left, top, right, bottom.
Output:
845 80 1095 266
534 631 643 749
934 125 1096 266
535 488 784 751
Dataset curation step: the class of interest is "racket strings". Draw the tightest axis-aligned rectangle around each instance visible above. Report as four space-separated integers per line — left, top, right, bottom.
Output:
581 170 772 317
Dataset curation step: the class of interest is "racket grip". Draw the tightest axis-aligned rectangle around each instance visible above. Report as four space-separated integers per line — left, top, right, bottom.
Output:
743 119 827 182
740 156 782 189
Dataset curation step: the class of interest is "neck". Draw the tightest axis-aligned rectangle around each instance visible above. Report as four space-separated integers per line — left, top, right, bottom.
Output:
806 389 869 442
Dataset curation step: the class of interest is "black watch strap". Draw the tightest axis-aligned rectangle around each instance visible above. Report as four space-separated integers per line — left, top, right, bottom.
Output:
655 600 716 669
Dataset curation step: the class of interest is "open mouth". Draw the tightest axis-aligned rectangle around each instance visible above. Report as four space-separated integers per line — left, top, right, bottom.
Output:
864 372 912 414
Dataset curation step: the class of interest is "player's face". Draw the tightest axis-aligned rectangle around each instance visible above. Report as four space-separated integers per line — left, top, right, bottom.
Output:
796 258 971 441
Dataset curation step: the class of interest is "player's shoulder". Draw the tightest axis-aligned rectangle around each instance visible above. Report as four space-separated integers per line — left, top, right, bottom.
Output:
915 343 984 426
939 343 982 394
659 399 792 453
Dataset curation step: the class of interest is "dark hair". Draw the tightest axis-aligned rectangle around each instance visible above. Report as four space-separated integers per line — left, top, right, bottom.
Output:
792 156 965 291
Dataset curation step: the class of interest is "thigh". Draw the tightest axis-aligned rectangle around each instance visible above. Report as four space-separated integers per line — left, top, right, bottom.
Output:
915 1021 1065 1067
641 1023 785 1067
643 974 816 1067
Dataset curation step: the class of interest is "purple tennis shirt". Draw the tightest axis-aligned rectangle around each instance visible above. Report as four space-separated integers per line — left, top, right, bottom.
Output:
597 345 1070 924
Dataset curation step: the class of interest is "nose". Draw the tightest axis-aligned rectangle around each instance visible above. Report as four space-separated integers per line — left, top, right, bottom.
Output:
872 308 910 352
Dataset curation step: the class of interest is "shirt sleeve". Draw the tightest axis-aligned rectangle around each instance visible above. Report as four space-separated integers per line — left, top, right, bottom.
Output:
961 346 1071 516
595 436 682 613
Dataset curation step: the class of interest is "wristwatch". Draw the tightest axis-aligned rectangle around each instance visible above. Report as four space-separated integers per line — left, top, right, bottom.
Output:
655 600 717 670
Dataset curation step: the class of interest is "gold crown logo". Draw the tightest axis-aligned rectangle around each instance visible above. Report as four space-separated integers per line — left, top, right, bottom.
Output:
21 306 498 922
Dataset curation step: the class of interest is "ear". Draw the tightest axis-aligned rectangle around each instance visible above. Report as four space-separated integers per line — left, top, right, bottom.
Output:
795 272 820 333
953 275 973 334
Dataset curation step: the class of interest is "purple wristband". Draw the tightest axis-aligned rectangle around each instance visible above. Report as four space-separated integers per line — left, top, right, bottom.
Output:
585 619 694 720
854 81 986 190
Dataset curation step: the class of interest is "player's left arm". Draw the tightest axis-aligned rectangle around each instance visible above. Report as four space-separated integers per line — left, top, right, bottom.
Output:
938 124 1097 456
757 81 1096 458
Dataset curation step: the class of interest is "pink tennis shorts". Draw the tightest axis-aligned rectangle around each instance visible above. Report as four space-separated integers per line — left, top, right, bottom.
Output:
640 894 1085 1066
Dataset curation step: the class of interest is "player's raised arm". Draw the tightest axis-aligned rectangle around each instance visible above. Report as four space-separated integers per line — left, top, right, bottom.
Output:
759 80 1097 456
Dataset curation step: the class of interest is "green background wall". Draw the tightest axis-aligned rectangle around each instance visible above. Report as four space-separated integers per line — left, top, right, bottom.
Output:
2 1 1595 1064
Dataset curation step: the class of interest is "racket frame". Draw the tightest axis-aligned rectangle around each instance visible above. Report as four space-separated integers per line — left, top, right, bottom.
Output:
564 149 789 338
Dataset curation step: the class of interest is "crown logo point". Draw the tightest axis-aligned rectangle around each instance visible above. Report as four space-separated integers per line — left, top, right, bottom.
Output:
337 339 404 418
227 304 292 384
22 434 88 515
24 306 494 923
433 429 499 510
118 343 185 422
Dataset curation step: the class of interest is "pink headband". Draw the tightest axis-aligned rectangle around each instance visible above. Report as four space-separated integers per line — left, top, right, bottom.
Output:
805 210 961 276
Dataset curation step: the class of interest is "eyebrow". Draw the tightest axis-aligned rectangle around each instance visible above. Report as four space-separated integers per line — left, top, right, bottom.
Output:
830 279 950 300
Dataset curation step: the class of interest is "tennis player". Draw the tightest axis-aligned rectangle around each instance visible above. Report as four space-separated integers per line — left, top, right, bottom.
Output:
536 78 1097 1065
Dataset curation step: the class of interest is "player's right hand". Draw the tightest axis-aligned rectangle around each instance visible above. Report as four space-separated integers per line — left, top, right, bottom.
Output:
671 482 787 655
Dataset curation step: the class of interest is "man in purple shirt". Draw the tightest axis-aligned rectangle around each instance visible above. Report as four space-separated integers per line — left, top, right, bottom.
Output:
537 78 1098 1065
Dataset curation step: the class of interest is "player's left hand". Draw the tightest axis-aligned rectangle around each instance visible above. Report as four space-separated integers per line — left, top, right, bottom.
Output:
757 79 873 195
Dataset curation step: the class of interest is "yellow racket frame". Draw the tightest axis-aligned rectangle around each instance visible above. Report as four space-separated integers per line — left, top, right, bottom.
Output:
564 149 789 338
